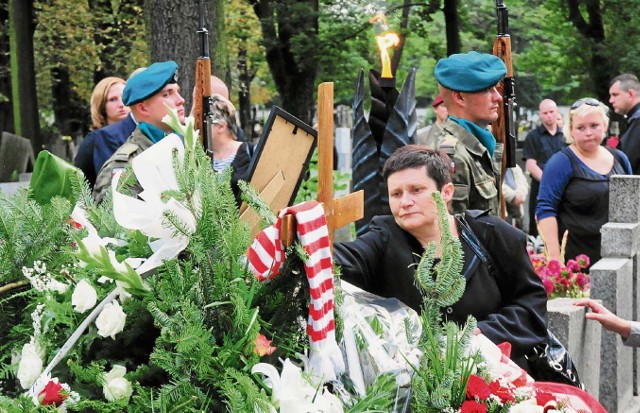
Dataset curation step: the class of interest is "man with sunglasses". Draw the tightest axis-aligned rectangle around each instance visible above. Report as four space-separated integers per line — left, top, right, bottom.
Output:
429 51 506 215
522 99 565 236
609 73 640 174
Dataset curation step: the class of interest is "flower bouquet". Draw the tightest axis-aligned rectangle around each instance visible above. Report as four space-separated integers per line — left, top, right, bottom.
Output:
0 108 605 412
529 253 590 299
527 234 590 299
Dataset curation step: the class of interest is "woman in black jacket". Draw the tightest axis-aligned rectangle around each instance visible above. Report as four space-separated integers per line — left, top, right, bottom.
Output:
334 145 547 366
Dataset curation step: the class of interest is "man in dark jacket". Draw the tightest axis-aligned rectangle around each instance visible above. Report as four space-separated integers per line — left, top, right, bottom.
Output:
609 73 640 173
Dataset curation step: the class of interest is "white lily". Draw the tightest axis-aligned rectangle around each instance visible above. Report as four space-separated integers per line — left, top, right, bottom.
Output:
252 359 344 413
111 134 197 275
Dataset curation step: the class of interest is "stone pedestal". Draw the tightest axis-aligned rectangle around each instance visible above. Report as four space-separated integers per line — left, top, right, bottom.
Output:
591 258 634 412
547 297 602 398
609 175 640 223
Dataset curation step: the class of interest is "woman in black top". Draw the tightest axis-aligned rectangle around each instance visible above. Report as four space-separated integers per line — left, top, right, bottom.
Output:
334 145 548 365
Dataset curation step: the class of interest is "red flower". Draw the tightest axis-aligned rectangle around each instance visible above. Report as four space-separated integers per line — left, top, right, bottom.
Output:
67 218 83 230
253 333 276 356
38 380 68 407
489 380 515 403
536 390 557 407
460 399 487 413
465 374 491 400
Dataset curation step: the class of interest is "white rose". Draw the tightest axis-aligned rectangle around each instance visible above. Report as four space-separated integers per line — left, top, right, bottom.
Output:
72 279 97 313
17 340 44 389
103 365 133 402
95 301 126 339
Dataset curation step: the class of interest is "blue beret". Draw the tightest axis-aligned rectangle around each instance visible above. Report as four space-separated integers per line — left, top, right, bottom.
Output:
122 61 179 106
434 51 506 92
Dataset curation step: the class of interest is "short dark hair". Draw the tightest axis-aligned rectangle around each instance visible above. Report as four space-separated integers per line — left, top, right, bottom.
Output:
382 145 453 190
610 73 640 92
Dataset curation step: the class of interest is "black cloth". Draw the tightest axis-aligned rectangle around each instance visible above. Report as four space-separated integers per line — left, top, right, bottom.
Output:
556 147 628 266
522 125 566 236
334 210 548 362
619 103 640 174
73 132 99 188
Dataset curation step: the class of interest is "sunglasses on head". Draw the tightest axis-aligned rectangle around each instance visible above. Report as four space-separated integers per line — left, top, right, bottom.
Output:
570 97 601 110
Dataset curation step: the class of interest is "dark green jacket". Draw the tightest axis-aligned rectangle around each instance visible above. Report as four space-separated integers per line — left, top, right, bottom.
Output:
433 118 502 215
92 127 153 204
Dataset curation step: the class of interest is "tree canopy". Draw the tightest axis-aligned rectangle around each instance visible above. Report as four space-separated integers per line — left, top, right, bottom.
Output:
2 0 640 151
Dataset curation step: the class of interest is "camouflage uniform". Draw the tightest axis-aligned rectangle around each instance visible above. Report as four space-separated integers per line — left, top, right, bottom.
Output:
415 123 442 148
92 127 153 204
430 118 502 215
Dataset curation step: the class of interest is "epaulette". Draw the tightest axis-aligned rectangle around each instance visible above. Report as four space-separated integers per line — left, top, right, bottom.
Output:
438 135 458 155
112 142 139 162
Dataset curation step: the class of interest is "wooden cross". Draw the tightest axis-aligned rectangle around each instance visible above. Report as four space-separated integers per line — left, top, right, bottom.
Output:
282 82 364 249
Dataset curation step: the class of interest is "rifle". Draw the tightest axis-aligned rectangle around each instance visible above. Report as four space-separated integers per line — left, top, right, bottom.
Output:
193 0 213 155
491 0 517 219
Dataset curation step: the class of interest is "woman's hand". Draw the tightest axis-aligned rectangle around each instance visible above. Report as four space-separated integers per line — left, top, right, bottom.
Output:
574 298 632 339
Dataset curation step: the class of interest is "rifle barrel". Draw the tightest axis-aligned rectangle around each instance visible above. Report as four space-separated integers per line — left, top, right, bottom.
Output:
197 0 210 58
495 0 508 36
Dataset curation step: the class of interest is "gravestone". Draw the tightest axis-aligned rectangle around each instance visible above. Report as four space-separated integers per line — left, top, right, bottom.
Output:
590 258 634 412
547 297 601 397
0 132 35 182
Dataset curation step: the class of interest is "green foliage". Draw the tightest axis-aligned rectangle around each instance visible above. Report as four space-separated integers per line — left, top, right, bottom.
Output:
409 192 479 412
0 188 74 286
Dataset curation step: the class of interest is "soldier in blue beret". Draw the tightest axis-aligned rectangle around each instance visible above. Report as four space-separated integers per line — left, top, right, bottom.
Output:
425 51 507 216
93 61 186 203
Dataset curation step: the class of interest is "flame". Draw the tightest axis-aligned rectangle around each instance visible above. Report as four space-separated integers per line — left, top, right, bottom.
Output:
370 14 399 79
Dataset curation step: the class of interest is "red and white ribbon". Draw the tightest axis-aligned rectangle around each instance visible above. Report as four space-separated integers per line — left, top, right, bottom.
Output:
247 201 344 380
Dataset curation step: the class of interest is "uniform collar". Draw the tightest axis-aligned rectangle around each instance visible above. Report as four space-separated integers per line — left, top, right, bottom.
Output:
449 116 496 156
443 118 491 157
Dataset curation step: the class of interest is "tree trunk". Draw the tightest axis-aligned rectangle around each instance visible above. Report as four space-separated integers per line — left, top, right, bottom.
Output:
144 0 227 118
251 0 319 124
443 0 460 56
0 0 14 135
565 0 614 103
50 67 86 140
8 0 41 151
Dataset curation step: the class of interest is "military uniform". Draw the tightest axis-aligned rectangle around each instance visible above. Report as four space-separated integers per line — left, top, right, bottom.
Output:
434 118 502 215
92 128 153 204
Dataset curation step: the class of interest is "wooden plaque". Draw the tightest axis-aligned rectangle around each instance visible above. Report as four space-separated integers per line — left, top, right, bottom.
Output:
240 107 317 234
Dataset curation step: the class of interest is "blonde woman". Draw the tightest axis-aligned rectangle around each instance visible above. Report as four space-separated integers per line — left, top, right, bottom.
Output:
90 77 129 130
75 76 133 188
536 98 632 268
207 94 254 206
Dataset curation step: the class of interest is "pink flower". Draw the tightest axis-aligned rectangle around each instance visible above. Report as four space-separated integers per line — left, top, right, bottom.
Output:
565 259 580 272
575 272 590 287
546 260 561 276
253 334 276 357
575 254 590 268
542 278 555 294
